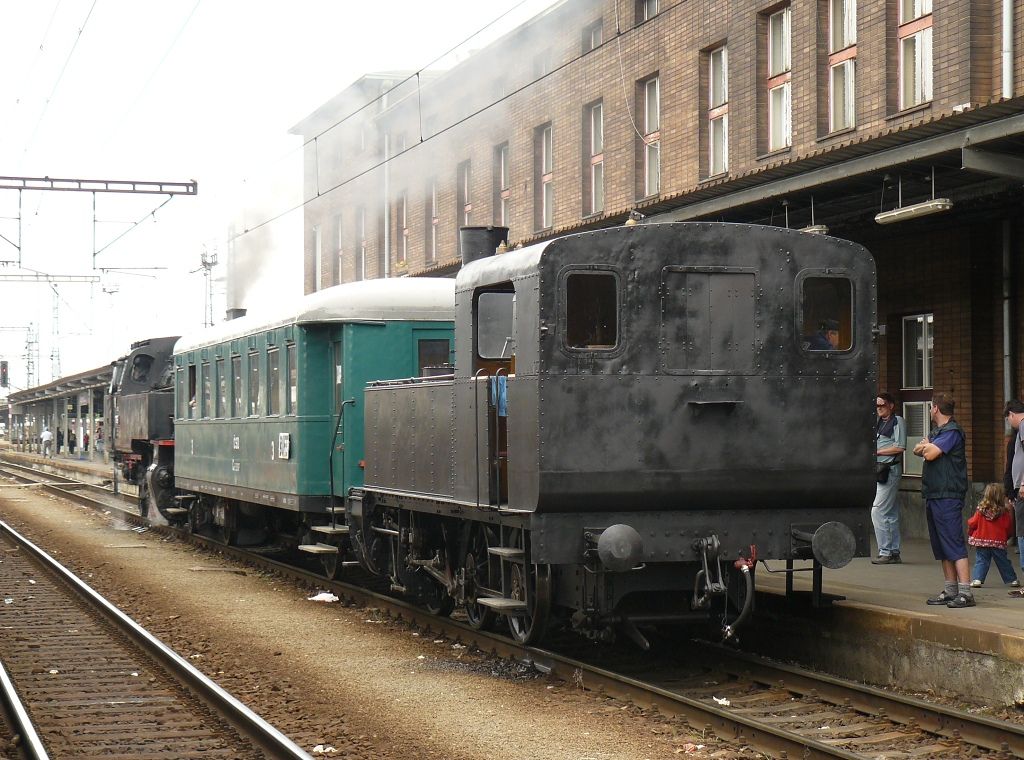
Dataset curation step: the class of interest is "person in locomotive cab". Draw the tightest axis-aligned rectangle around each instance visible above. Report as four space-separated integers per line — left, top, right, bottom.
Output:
872 393 906 564
805 318 839 351
913 393 974 608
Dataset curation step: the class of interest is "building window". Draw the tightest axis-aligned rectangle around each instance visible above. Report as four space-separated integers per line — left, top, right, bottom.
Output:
534 49 552 78
231 355 242 417
899 10 932 110
248 352 262 416
585 101 604 215
768 7 792 151
709 46 728 176
356 207 366 281
642 76 660 197
286 343 297 415
313 224 322 291
426 181 438 264
396 194 408 267
535 124 554 230
902 313 933 389
583 19 603 53
457 160 472 229
638 0 658 23
267 347 280 416
494 143 510 226
215 357 226 418
828 0 856 132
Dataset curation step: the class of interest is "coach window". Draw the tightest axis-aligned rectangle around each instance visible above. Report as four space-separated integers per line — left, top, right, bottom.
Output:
476 289 515 363
418 339 450 375
201 362 212 419
286 343 297 415
799 275 853 352
215 358 226 418
267 348 281 416
187 364 197 419
231 355 242 417
565 272 618 350
176 367 187 419
248 351 262 416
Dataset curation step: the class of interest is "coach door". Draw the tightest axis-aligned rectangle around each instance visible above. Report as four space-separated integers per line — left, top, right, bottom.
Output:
330 333 346 496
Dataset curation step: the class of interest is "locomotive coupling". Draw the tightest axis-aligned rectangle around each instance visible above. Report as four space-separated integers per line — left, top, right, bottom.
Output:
595 524 644 572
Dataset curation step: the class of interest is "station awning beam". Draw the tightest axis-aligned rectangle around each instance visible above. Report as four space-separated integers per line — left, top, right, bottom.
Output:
0 176 197 195
961 146 1024 181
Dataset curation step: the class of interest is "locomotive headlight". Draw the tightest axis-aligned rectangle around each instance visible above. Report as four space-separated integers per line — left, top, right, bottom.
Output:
597 524 644 572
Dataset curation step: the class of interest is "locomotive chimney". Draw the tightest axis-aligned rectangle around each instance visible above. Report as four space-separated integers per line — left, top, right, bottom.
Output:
225 307 247 321
459 226 509 266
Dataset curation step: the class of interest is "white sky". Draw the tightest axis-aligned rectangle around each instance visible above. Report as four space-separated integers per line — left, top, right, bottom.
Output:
0 0 554 390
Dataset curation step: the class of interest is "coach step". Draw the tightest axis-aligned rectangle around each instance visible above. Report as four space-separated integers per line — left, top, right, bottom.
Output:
311 525 350 536
298 542 339 555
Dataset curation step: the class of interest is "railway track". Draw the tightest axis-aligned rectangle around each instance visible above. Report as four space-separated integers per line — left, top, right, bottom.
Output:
2 458 1023 759
0 505 310 757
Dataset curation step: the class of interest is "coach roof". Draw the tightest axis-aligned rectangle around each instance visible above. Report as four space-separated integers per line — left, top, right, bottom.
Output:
175 277 455 353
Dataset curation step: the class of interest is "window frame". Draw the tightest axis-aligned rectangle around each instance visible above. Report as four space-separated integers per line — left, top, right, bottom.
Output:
902 400 932 476
536 124 554 230
267 346 281 417
215 357 226 418
231 354 242 418
200 361 212 419
796 271 856 355
899 24 932 110
901 313 934 389
248 350 262 417
475 289 517 361
457 159 472 228
829 0 857 53
285 343 297 415
396 193 408 266
587 101 605 215
494 143 510 226
829 57 856 132
708 46 729 176
558 267 623 357
643 76 661 197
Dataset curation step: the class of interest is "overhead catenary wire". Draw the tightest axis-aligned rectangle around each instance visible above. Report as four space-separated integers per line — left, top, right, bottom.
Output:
226 0 687 247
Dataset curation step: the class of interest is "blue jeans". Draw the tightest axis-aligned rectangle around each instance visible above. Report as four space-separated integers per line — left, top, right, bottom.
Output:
972 547 1019 584
871 465 901 556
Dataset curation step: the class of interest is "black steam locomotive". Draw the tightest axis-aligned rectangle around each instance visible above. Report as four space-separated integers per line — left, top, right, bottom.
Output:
353 222 875 645
109 222 876 646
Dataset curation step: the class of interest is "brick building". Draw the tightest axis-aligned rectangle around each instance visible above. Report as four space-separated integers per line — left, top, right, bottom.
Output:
291 0 1024 501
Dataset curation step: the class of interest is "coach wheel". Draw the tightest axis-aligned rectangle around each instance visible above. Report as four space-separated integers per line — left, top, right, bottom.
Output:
215 502 238 546
464 523 497 630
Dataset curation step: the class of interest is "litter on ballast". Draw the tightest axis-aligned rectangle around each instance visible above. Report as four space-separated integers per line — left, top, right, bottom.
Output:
712 696 730 706
307 592 339 603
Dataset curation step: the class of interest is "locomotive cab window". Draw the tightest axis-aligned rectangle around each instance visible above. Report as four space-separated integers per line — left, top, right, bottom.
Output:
565 271 618 350
800 276 853 352
476 289 515 360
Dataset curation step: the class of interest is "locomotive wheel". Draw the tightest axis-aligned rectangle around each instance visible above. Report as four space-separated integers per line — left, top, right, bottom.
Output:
320 553 340 580
508 561 551 645
423 582 456 617
463 523 496 631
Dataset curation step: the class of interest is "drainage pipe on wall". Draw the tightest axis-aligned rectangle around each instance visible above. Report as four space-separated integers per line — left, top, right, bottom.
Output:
1004 219 1014 405
1004 0 1014 99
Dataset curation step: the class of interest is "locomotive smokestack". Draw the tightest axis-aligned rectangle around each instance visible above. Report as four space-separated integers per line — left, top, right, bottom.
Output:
225 308 247 321
459 226 509 266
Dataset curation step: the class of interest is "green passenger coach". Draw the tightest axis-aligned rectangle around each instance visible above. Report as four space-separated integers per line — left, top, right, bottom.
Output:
171 278 455 553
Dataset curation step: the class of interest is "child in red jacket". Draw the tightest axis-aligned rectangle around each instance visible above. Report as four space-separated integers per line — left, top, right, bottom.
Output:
969 483 1020 588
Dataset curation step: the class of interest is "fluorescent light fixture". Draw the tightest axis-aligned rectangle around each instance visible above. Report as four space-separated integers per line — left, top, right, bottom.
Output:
801 224 829 235
874 198 953 225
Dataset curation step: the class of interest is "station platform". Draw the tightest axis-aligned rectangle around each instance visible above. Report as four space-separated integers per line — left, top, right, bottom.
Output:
0 444 115 485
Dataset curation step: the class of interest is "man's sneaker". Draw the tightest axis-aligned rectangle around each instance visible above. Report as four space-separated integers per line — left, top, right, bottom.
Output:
970 579 983 588
927 591 955 605
946 593 976 608
1011 580 1021 588
872 554 901 565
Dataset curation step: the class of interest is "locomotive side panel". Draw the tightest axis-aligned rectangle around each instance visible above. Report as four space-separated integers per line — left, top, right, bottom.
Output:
114 392 173 450
364 380 456 498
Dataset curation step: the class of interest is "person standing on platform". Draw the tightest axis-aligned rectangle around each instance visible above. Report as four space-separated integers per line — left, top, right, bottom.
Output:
68 430 76 455
94 422 104 454
1002 400 1024 590
913 392 973 608
83 430 89 452
40 428 53 458
56 428 63 454
967 483 1019 588
872 392 906 564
